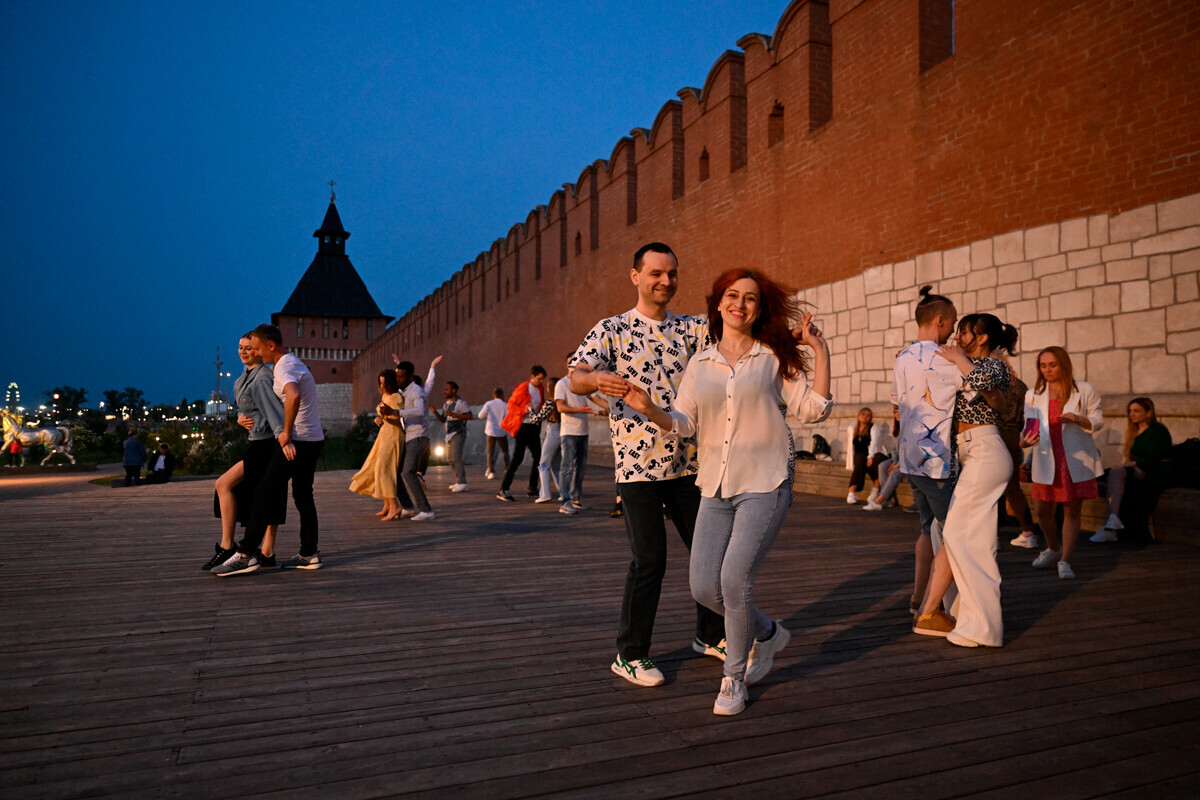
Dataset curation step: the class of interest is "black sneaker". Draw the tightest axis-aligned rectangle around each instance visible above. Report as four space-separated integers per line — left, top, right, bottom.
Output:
257 553 277 569
281 551 321 570
527 490 539 498
497 490 515 502
202 543 237 571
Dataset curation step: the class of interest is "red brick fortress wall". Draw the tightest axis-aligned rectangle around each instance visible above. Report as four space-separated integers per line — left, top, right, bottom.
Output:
354 0 1200 411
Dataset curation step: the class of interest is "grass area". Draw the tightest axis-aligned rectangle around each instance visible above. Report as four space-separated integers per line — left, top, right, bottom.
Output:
90 438 364 486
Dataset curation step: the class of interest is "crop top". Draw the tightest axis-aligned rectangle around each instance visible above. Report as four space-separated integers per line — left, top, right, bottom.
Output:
955 356 1011 425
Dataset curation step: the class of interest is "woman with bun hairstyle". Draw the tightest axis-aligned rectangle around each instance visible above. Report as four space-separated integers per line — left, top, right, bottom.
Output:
1020 347 1104 579
912 313 1017 647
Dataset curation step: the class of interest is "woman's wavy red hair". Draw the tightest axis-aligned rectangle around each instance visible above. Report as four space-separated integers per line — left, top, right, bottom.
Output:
706 268 809 379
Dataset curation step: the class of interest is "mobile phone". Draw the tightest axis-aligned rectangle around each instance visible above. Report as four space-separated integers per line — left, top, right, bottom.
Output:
1022 418 1039 439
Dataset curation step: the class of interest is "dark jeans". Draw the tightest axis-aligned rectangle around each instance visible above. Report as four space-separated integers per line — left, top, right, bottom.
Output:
124 466 142 486
907 473 955 537
486 435 510 475
401 436 432 512
501 423 541 494
239 439 324 557
616 475 725 660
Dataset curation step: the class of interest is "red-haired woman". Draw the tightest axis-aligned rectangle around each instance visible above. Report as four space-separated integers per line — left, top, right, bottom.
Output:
624 268 832 715
1021 347 1104 579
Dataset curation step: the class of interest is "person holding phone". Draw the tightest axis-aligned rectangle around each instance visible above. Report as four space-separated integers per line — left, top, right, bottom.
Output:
1020 346 1105 579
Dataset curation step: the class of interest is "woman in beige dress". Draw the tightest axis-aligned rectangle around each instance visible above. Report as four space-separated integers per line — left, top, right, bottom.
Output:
350 369 405 520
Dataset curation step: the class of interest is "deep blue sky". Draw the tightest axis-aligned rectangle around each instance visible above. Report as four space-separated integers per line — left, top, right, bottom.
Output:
2 1 784 408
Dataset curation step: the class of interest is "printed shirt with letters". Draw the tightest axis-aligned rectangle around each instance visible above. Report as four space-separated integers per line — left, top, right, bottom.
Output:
667 341 832 498
573 308 709 482
891 341 960 480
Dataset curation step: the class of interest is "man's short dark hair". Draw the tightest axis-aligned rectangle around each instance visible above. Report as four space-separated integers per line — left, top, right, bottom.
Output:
251 324 283 346
494 387 504 398
446 381 459 392
531 365 547 378
633 242 675 272
396 361 415 375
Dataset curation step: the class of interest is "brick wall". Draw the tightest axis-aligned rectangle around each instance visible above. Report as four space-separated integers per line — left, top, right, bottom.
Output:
353 0 1200 430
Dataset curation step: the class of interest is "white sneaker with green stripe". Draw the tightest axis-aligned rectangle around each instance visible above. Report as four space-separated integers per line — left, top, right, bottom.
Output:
610 653 665 686
692 638 728 662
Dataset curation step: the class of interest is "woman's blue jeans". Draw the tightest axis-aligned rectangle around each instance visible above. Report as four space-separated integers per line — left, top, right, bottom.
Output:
690 481 791 680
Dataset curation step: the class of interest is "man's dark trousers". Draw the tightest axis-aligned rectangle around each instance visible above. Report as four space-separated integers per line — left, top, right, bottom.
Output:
500 423 541 495
616 474 725 659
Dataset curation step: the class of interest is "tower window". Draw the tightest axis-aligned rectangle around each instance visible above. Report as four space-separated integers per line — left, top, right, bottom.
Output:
322 318 329 338
699 148 710 182
768 103 784 147
296 318 304 339
324 236 330 243
575 232 582 257
366 319 373 339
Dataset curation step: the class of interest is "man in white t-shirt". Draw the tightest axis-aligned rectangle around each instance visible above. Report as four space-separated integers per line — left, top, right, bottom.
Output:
571 242 726 687
478 388 509 480
556 354 607 513
215 323 325 575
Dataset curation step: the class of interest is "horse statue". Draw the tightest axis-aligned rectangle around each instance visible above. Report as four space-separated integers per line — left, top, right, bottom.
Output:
1 409 75 466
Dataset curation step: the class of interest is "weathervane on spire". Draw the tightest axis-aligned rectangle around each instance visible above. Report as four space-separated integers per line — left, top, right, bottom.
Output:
329 180 336 202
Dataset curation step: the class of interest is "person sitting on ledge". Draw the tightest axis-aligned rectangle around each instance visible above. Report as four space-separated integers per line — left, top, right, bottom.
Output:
144 443 176 484
1091 396 1173 543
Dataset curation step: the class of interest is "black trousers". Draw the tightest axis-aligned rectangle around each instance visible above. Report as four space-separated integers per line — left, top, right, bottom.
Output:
500 423 541 494
615 475 726 660
239 439 324 557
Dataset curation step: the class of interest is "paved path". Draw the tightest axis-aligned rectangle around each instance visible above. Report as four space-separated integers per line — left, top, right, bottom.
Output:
1 467 1198 798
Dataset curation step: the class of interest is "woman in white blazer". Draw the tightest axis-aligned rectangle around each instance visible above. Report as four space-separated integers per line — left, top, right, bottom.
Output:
1020 346 1104 579
845 410 889 504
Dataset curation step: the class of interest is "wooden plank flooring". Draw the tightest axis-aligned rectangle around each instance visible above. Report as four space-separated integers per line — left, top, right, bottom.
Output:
1 466 1198 798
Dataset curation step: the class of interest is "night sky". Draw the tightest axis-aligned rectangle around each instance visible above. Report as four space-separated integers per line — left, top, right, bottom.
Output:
1 1 783 409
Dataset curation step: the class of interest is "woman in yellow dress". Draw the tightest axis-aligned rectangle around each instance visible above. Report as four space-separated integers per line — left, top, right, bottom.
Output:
350 369 405 520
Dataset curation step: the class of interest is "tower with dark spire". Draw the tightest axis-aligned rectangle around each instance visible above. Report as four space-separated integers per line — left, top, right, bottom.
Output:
271 189 393 433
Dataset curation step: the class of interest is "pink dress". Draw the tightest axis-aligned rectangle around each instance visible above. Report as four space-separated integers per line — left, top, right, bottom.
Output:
1032 397 1098 503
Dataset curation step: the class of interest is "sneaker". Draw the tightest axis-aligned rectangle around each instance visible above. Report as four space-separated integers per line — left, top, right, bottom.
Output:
1089 528 1118 543
913 608 955 637
400 508 416 518
947 630 981 648
1010 532 1039 549
610 502 623 518
484 471 495 480
713 676 748 716
526 490 539 498
846 491 858 504
412 511 436 521
1103 513 1124 531
863 501 883 511
211 551 260 577
256 553 277 569
692 638 728 662
534 496 554 504
281 551 322 570
866 489 880 505
901 504 920 514
611 653 665 687
202 543 237 571
745 620 791 685
1058 560 1075 579
449 483 468 492
496 490 514 502
571 501 589 510
882 498 897 509
1032 548 1060 569
558 503 577 515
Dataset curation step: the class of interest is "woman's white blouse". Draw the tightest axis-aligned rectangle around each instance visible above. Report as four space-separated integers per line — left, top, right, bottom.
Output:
667 341 832 497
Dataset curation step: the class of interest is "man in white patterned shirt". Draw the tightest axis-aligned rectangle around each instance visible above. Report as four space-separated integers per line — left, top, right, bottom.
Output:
571 242 726 688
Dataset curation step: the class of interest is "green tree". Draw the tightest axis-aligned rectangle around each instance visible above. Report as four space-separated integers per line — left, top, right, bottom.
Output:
44 385 87 418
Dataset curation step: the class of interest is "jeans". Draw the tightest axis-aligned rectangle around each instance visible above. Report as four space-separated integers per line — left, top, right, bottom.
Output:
691 481 791 680
537 424 562 501
485 435 509 475
239 438 323 557
401 436 432 512
943 427 1011 647
876 458 904 501
448 434 466 484
907 473 955 537
559 434 588 503
616 475 726 660
501 423 541 494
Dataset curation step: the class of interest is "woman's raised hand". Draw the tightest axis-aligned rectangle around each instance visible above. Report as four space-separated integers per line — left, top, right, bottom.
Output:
794 312 827 350
622 381 654 414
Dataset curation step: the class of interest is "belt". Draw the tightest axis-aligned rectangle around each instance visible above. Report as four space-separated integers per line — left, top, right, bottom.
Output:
956 424 999 443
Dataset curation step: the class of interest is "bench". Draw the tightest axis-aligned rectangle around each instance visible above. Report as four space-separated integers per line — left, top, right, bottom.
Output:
790 459 1200 547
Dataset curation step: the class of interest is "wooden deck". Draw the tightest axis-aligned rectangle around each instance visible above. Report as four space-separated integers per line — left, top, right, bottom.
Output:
2 465 1199 799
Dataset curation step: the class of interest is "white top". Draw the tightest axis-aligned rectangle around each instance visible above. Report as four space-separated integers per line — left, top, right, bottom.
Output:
667 341 832 497
479 398 507 438
891 341 959 479
1024 380 1105 484
153 455 167 471
555 379 595 437
523 383 543 423
574 308 709 482
396 382 429 441
273 353 323 442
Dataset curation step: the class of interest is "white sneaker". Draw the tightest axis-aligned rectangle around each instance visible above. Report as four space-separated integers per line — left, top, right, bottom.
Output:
866 488 880 505
713 677 748 716
692 638 728 662
1057 561 1075 579
558 503 578 515
611 654 665 687
1103 513 1124 531
1089 528 1118 543
745 620 791 685
449 483 468 492
863 501 883 511
1032 548 1060 569
534 496 554 504
484 471 495 480
1010 532 1038 548
411 511 436 521
846 491 858 504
